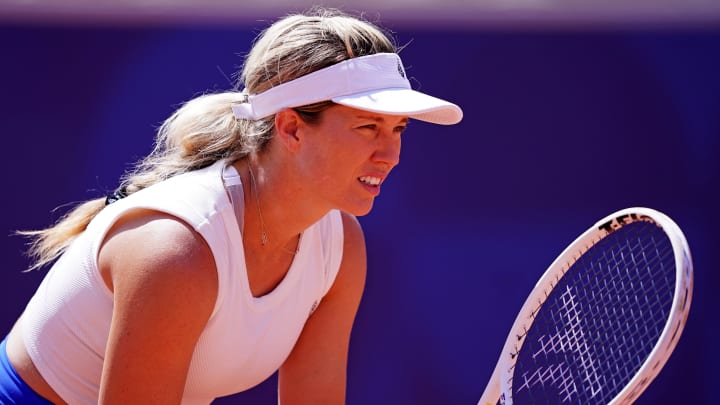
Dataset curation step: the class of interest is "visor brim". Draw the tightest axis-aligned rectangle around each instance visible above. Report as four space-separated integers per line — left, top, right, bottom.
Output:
332 88 463 125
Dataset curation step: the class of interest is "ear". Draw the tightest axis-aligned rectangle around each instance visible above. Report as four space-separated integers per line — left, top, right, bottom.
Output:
274 109 302 152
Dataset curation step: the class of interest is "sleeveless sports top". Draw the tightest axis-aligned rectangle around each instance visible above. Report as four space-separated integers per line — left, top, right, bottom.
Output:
21 160 344 405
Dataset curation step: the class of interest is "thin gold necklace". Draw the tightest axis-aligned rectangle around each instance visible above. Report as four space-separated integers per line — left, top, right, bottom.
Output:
247 162 299 255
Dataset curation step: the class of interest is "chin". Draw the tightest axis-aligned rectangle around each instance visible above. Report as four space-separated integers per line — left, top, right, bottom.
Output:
345 201 375 217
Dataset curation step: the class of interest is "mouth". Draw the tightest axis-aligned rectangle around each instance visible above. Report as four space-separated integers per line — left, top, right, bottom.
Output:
358 176 382 187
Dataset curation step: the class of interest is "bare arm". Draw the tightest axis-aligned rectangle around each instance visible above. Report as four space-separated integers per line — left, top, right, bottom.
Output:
278 212 368 405
97 209 218 404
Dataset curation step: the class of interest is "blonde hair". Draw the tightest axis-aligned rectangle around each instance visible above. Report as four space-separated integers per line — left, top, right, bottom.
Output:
21 7 396 271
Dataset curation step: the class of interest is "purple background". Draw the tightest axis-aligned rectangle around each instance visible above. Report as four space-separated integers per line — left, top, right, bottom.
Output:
1 21 718 404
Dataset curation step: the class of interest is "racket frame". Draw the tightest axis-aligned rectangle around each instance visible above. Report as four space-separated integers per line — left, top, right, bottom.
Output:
478 207 693 405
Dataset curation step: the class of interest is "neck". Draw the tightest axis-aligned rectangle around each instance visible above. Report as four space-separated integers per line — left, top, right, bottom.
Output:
235 155 327 255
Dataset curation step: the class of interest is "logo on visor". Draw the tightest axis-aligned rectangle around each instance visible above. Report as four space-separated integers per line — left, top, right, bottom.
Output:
397 58 406 79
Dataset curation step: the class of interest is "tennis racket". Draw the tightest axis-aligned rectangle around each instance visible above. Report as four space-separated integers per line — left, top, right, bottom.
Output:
478 207 693 405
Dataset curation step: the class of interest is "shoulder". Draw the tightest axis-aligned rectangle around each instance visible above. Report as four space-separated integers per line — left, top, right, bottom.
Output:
318 210 366 274
316 210 363 251
325 212 366 299
339 212 365 256
98 209 218 304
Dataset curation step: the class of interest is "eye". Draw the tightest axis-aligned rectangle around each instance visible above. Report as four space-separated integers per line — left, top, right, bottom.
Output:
394 125 408 134
359 124 377 130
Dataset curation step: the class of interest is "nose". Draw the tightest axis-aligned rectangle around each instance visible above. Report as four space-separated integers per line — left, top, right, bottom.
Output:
372 132 401 169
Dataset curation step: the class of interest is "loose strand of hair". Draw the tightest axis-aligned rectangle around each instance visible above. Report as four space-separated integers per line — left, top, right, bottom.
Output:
18 198 106 271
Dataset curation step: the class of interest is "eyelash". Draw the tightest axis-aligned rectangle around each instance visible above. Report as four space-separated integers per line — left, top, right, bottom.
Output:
359 124 407 133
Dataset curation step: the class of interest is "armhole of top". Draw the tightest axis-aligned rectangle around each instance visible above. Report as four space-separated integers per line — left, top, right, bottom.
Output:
88 162 230 318
89 204 219 307
90 207 198 297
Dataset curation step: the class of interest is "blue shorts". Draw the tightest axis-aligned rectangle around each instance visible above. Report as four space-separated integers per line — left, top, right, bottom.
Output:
0 335 54 404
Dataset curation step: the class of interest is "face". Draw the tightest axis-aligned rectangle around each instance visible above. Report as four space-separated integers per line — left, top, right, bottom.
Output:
296 104 408 216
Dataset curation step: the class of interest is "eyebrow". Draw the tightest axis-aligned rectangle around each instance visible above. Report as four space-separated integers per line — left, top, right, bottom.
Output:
356 115 410 124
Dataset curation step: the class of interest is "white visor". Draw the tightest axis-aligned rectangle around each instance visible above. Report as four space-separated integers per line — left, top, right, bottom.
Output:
231 53 463 125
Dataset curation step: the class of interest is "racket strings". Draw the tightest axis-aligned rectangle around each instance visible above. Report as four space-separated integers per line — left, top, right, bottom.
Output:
510 221 676 405
573 233 674 398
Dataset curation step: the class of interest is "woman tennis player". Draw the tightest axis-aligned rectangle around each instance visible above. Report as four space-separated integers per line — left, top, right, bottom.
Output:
0 7 462 405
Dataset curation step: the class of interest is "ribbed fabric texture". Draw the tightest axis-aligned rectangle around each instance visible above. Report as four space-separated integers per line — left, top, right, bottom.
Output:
21 160 344 404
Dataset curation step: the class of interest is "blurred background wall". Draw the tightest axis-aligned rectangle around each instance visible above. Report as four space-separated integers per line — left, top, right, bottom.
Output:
1 1 718 403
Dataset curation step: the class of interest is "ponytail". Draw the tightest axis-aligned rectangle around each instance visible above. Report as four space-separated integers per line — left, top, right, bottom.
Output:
19 199 106 271
21 91 274 271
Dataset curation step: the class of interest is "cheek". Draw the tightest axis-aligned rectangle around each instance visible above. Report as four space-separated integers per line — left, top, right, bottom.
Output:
299 145 345 185
301 128 371 183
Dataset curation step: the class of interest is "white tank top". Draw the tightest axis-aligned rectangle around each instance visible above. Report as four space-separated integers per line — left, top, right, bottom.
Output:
21 160 344 405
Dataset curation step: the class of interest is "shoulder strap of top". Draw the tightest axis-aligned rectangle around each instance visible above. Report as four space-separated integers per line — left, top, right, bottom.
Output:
222 163 245 231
